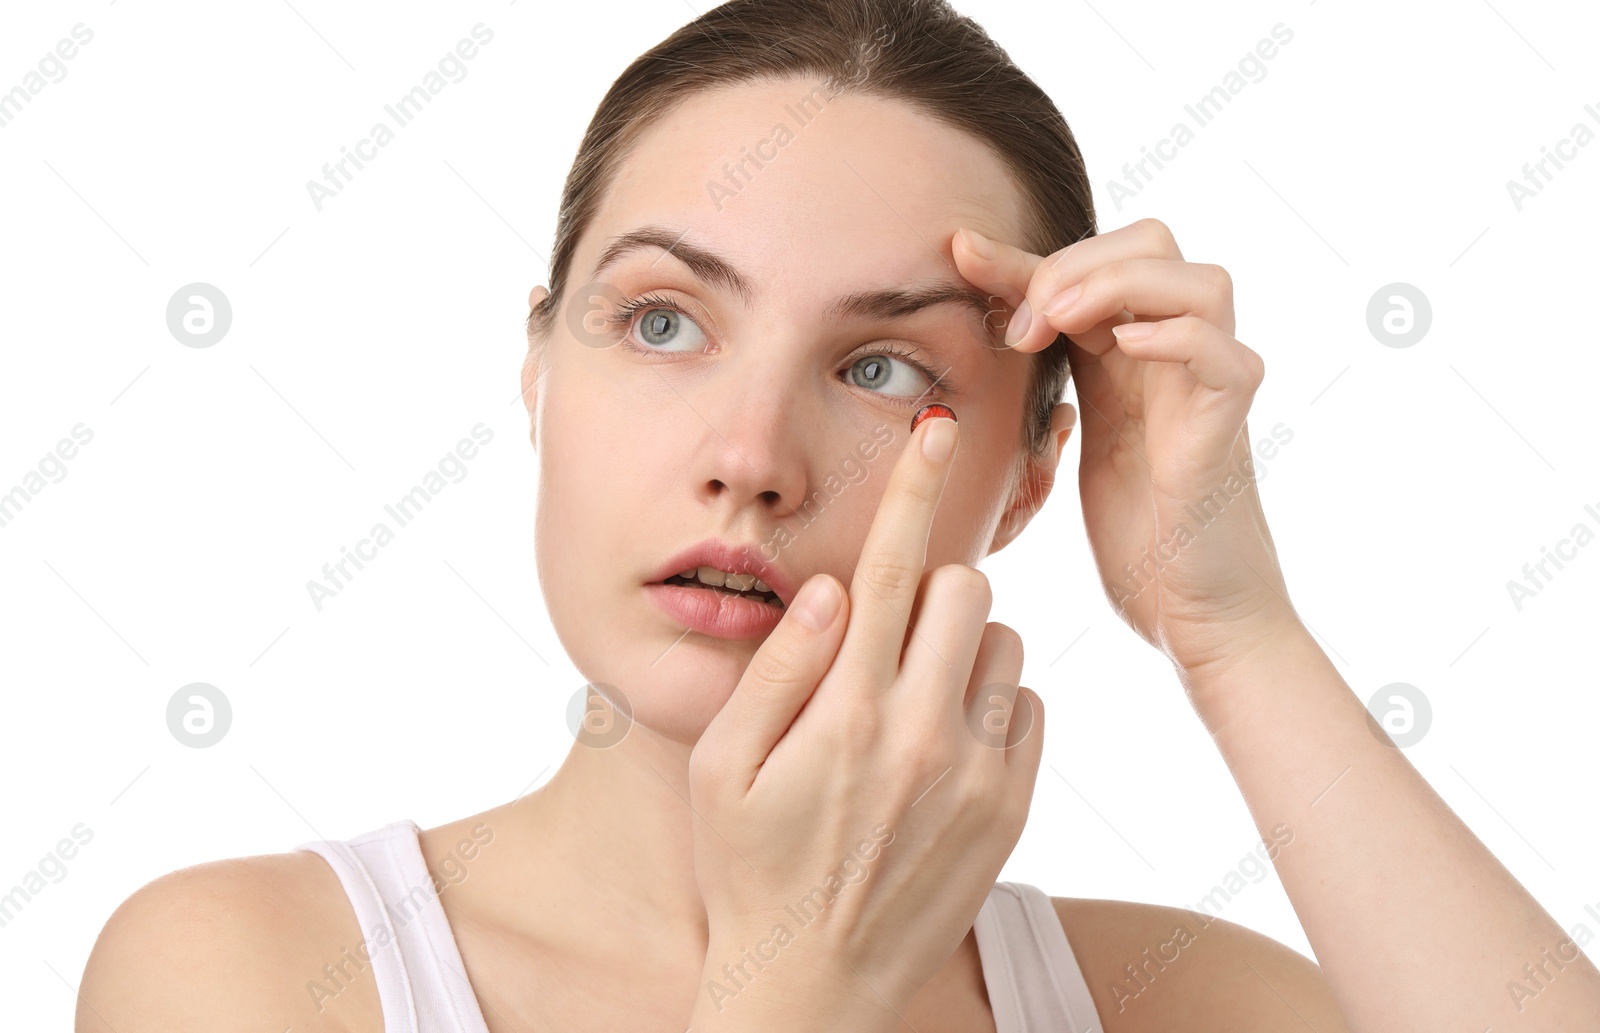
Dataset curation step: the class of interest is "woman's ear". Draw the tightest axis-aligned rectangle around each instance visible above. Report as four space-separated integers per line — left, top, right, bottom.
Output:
988 402 1077 555
522 286 551 450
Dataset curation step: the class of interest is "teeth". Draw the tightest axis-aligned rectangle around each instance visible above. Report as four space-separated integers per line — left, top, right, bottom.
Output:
670 565 779 596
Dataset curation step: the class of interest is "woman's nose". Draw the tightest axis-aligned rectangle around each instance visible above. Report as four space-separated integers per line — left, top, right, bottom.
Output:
685 387 811 515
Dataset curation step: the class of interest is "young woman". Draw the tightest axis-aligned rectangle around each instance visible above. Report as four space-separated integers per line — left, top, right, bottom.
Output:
77 1 1600 1031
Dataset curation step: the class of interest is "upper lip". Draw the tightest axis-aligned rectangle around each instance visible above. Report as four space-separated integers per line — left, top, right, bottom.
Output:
647 538 798 608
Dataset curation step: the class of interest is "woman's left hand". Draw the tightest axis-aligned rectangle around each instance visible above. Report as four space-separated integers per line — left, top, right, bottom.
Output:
953 218 1301 683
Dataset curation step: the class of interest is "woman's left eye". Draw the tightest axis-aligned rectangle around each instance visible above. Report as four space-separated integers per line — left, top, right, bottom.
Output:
613 296 709 353
846 348 939 399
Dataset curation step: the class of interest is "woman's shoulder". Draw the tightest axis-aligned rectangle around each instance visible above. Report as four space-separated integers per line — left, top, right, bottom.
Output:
1046 895 1349 1033
76 848 381 1033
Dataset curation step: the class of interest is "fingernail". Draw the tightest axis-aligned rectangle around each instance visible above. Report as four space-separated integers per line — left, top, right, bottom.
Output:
962 227 996 260
918 410 958 462
792 575 840 631
1004 299 1031 347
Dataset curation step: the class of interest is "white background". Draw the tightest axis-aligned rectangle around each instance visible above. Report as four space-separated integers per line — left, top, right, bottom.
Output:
2 0 1597 1024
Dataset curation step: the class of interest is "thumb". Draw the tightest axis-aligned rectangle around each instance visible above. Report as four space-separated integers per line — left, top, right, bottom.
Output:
697 573 848 786
953 226 1042 312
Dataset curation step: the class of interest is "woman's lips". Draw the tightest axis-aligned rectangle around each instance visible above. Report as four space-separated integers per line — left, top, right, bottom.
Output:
644 581 785 640
646 539 797 608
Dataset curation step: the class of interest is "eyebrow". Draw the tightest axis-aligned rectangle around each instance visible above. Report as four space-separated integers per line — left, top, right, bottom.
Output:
591 224 1004 352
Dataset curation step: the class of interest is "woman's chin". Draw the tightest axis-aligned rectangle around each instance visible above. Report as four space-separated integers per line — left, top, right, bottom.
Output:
570 661 744 749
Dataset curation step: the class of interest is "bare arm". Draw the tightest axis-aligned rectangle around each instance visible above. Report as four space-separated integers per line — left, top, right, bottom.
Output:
1180 623 1600 1032
1053 896 1351 1032
77 856 363 1033
952 217 1600 1032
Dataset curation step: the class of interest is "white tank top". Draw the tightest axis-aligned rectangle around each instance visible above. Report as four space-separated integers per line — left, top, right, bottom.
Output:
297 820 1102 1032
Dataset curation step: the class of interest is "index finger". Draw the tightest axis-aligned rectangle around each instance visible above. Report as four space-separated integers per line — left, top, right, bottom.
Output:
835 405 960 688
955 222 1185 354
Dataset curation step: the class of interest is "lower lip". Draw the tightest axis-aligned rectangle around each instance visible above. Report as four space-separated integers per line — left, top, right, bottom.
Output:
644 582 785 640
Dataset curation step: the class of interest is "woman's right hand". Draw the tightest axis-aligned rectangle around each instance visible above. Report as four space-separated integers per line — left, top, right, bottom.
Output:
687 412 1045 1025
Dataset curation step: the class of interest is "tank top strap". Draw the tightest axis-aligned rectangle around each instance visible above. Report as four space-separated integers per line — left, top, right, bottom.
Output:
297 826 1099 1032
973 881 1102 1032
296 820 491 1033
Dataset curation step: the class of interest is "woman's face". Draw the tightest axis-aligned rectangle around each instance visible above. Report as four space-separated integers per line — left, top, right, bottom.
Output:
526 78 1068 745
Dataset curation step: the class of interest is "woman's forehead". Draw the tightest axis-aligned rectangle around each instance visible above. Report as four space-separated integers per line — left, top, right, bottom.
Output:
585 78 1028 288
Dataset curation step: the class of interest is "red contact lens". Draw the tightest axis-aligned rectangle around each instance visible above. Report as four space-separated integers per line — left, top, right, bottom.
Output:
910 403 957 433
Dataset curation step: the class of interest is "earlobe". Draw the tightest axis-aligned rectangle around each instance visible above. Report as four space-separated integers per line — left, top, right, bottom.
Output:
987 403 1077 556
523 286 551 450
1051 402 1077 454
520 353 541 453
987 457 1047 556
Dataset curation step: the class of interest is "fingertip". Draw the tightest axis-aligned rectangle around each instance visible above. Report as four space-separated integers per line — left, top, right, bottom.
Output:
1012 309 1061 354
813 571 843 602
1003 297 1033 349
791 573 843 632
959 226 996 261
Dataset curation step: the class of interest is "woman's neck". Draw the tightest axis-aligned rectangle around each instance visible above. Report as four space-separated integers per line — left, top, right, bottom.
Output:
428 726 714 966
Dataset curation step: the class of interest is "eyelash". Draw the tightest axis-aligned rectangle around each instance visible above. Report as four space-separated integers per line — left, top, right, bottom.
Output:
602 292 957 402
602 292 687 340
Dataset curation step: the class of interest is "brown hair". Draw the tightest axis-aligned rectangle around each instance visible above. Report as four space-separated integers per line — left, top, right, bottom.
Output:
527 0 1095 463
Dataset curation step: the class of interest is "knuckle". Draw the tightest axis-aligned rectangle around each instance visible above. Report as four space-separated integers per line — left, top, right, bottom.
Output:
892 466 945 513
859 555 920 599
747 635 812 689
1074 261 1110 296
984 622 1025 666
1075 263 1113 303
1238 343 1266 386
1135 217 1177 251
928 563 992 608
1076 262 1122 314
956 763 1004 816
1046 236 1087 275
830 700 883 755
1204 262 1234 302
